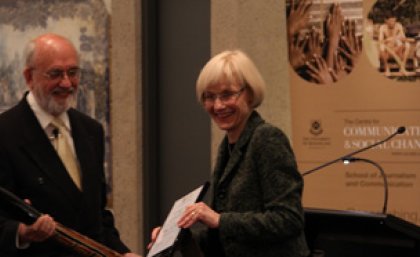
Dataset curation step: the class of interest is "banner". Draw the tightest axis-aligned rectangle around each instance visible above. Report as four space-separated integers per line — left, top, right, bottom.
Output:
287 0 420 225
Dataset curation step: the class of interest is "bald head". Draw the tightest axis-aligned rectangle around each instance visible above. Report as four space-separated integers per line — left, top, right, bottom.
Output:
23 33 80 116
24 33 79 69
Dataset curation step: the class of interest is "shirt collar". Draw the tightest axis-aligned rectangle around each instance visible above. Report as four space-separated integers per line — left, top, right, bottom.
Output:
27 91 71 131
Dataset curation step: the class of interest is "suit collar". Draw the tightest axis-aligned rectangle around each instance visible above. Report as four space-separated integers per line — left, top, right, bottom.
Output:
17 96 84 205
67 109 98 193
63 109 100 196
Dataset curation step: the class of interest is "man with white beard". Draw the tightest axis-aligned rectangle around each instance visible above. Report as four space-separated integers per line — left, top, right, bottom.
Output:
0 33 141 257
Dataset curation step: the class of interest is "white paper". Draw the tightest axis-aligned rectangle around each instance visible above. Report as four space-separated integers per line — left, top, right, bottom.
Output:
146 185 204 257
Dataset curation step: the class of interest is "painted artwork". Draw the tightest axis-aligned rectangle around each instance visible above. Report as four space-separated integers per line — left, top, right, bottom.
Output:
366 0 420 81
286 0 364 85
0 0 113 190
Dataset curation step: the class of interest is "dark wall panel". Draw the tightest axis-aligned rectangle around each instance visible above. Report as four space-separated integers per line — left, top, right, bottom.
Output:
142 0 211 245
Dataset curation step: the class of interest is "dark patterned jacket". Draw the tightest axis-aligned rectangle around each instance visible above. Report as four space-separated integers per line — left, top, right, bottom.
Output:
196 111 309 257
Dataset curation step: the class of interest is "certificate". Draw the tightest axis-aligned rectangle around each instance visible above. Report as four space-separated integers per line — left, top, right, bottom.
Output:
146 182 209 257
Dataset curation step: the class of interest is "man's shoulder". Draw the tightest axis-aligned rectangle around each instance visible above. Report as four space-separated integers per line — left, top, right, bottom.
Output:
68 108 103 130
68 108 97 121
0 100 26 126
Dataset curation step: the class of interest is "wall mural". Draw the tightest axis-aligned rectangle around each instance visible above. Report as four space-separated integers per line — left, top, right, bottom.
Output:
0 0 113 194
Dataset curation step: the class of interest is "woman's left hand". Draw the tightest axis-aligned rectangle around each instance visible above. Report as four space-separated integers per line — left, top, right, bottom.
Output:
177 202 220 229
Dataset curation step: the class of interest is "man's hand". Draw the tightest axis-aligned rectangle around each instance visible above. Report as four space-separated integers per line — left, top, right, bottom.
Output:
18 214 56 244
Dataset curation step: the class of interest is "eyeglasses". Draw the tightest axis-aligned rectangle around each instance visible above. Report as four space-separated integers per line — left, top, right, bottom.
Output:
41 67 82 81
202 87 245 105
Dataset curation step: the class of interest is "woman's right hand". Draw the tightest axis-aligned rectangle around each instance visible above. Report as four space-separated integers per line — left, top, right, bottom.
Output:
147 226 162 250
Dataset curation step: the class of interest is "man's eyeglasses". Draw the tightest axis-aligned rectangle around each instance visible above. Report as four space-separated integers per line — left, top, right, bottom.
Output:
202 87 245 105
41 67 82 81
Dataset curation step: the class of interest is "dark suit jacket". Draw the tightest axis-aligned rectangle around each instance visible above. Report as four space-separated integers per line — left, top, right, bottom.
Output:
0 95 129 257
196 111 309 257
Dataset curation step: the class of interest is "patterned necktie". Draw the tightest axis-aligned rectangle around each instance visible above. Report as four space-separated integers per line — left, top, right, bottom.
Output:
51 118 82 190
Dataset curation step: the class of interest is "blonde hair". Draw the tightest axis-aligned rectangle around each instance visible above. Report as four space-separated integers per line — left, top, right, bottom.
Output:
196 50 266 108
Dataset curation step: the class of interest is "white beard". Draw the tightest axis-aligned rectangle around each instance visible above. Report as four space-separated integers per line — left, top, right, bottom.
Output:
32 85 77 116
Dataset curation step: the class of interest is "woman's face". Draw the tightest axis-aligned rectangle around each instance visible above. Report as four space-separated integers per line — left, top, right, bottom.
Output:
202 81 253 142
